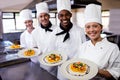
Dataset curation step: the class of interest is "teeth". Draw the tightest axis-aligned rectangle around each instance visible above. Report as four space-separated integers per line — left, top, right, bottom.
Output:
90 33 95 36
63 21 67 23
90 33 95 34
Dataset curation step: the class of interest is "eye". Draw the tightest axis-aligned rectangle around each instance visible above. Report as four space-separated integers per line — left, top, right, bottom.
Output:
58 14 63 17
85 25 90 29
92 25 98 28
39 15 42 18
65 13 71 17
44 14 49 18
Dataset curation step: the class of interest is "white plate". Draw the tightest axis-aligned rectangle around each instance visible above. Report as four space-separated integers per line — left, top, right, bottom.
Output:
39 51 68 66
18 48 41 58
5 46 23 50
60 58 98 80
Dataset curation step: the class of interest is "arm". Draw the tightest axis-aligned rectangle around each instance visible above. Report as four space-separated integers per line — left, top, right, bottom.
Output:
31 32 37 48
47 32 56 52
20 32 26 48
99 45 120 80
98 69 116 80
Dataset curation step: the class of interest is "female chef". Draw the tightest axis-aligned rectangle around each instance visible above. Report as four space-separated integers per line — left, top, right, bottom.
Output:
76 4 120 80
20 9 34 48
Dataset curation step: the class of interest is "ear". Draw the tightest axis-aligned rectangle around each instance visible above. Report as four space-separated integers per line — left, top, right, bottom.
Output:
101 24 103 29
100 25 103 33
98 23 103 29
48 14 50 18
69 12 72 17
58 14 60 19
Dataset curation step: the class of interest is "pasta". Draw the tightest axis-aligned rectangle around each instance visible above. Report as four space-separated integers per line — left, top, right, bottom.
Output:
24 49 35 56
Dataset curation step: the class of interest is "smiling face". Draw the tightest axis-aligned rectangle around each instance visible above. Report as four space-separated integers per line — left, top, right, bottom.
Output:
58 10 72 29
85 22 103 42
38 13 50 27
24 20 33 29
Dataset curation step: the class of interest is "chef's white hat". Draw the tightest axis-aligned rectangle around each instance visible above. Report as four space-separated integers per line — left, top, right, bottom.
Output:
19 9 32 22
36 2 49 17
57 0 71 13
84 4 102 25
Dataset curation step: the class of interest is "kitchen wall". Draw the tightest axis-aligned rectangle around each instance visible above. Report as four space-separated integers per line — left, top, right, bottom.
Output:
0 11 3 39
68 8 85 28
109 9 120 34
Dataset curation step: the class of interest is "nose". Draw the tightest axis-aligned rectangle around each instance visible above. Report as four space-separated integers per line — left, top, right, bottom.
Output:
25 22 29 26
41 16 45 20
62 15 67 20
89 26 94 32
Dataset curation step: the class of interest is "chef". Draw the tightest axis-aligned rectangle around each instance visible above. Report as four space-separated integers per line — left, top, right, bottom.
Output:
31 2 56 53
76 4 120 80
49 0 86 61
31 2 57 76
48 0 86 80
20 9 34 48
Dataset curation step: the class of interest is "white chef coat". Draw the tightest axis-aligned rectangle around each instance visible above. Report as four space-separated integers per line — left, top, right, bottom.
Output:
49 24 86 59
20 30 33 48
48 24 86 80
76 38 120 80
31 25 56 53
31 24 57 76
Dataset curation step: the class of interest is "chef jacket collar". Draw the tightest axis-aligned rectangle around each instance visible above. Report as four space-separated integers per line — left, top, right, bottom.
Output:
56 22 73 42
90 38 107 46
40 22 53 32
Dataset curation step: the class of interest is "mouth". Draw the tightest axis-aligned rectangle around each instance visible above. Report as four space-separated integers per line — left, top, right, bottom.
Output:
42 20 49 24
88 32 97 37
63 20 67 23
42 20 47 23
62 20 69 25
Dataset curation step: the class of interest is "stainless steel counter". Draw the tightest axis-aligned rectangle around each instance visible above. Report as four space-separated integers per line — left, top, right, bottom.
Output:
0 40 58 80
0 53 58 80
0 61 58 80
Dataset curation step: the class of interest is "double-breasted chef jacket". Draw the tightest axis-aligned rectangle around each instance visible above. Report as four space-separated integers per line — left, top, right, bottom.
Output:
48 24 86 59
20 30 33 48
48 23 86 80
76 38 120 80
31 24 56 53
31 24 57 76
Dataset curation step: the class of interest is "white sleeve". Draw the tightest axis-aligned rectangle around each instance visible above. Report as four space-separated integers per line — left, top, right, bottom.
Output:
80 28 86 43
31 32 37 48
47 31 56 52
73 45 82 59
107 45 120 79
20 33 26 48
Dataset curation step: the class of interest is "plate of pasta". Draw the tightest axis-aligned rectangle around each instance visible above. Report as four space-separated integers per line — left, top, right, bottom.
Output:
39 51 68 66
18 48 41 58
60 58 98 80
5 44 23 50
